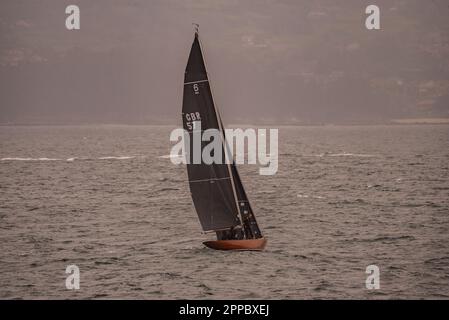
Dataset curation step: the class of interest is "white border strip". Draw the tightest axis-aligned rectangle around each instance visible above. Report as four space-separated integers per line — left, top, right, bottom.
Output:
189 177 231 183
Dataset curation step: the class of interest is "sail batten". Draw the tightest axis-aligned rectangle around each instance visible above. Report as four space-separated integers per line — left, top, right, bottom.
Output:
184 79 209 85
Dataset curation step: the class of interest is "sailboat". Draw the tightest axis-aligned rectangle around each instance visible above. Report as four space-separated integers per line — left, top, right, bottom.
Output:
182 26 267 251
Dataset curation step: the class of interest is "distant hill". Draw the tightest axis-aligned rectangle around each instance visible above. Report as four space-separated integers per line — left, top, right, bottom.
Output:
0 0 448 124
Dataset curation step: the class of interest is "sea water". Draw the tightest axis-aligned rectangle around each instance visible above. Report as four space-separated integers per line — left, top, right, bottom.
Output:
0 124 448 299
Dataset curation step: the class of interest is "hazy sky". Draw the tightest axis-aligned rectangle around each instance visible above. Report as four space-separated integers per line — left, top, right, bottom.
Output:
1 0 448 124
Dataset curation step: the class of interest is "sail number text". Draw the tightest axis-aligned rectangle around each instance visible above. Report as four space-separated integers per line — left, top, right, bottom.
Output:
193 83 200 94
185 112 201 130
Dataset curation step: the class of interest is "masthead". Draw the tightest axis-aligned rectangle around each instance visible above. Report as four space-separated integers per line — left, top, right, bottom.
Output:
192 23 199 34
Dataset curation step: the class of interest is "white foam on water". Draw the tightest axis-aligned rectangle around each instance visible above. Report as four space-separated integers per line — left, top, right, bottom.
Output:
305 152 375 157
1 157 62 161
328 153 375 157
98 156 135 160
158 154 184 159
1 158 33 161
1 156 139 162
297 194 325 199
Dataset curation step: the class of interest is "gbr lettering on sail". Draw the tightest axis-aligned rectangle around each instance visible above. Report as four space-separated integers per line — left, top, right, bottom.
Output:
185 112 201 130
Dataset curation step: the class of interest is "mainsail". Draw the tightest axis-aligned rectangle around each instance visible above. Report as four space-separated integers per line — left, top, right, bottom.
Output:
182 31 262 239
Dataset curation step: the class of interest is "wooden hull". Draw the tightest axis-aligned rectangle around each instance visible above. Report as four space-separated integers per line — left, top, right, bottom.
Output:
203 238 267 251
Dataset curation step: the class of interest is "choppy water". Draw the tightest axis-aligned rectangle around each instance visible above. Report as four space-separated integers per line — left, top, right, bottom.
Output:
0 124 448 299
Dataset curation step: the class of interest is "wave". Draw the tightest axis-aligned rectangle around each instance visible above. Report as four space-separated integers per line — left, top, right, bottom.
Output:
326 152 375 157
97 156 135 160
157 187 180 192
1 156 139 162
301 153 375 157
297 194 325 199
0 157 62 161
347 235 416 243
158 154 184 159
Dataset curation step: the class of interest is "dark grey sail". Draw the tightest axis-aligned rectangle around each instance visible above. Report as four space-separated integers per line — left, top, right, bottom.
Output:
182 31 263 239
182 32 240 232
